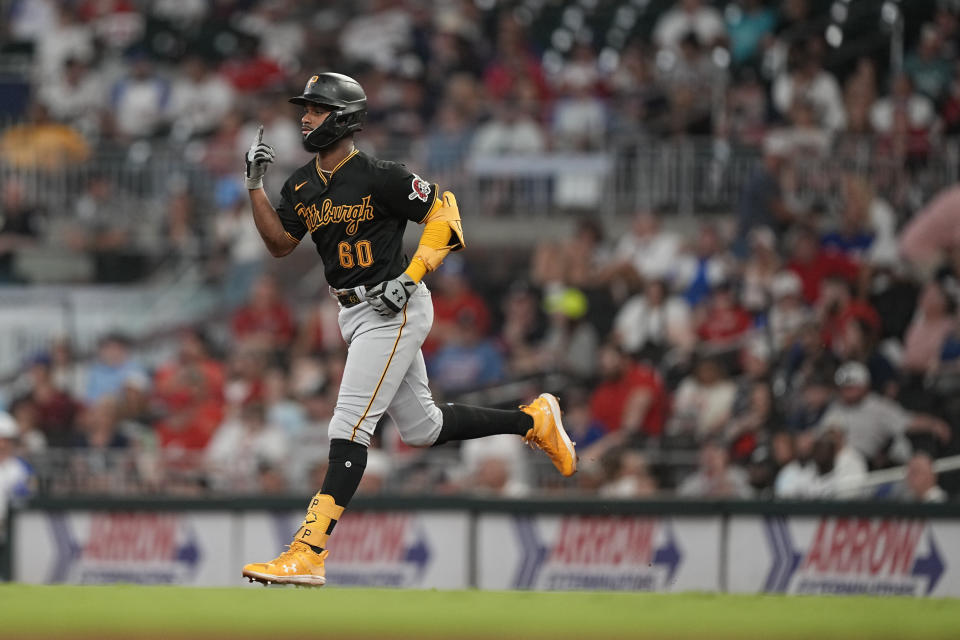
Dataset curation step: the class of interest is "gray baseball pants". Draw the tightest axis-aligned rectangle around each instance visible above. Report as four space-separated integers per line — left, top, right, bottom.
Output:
327 282 443 448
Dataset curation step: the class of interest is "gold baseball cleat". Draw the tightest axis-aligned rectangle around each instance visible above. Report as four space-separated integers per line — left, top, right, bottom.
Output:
521 393 578 477
242 542 329 587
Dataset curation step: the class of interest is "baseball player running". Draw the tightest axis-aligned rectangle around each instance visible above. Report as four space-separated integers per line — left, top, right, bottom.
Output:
241 72 577 586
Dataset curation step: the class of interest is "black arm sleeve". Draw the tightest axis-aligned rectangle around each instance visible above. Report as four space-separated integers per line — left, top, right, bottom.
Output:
374 162 439 223
275 182 308 242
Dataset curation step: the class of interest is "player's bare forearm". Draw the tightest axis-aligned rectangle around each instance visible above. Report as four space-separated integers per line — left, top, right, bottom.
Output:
249 188 297 257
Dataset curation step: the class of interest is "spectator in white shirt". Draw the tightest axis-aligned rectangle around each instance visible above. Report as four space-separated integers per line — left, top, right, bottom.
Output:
110 55 171 140
678 439 753 498
611 211 682 281
776 429 868 498
169 57 235 141
817 362 950 467
772 38 846 131
470 101 546 157
870 73 938 136
653 0 727 51
37 57 105 138
895 452 948 503
0 412 32 534
33 3 94 79
613 277 694 358
551 62 607 151
205 402 289 493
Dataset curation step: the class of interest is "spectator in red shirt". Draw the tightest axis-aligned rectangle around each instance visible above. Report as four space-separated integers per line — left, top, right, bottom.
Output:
817 276 881 349
483 13 550 105
153 329 226 453
695 281 752 346
231 274 296 353
427 256 491 353
787 225 860 304
587 343 668 458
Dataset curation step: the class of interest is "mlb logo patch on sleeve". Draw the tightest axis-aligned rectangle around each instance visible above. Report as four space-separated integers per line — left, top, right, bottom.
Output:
409 175 431 202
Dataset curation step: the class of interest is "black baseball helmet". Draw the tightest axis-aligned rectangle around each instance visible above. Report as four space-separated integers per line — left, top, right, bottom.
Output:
290 72 367 152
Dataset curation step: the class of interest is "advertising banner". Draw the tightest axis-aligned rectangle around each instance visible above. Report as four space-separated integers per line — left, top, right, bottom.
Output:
241 510 469 589
728 516 960 597
13 511 235 585
476 514 720 592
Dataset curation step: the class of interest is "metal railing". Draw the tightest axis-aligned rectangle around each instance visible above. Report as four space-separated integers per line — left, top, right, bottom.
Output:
21 444 700 499
2 136 957 222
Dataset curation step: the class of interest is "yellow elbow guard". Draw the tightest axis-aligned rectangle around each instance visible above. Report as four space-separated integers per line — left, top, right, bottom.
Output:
405 191 466 281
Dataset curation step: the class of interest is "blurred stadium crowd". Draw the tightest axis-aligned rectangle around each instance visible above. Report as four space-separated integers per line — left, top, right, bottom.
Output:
2 0 960 513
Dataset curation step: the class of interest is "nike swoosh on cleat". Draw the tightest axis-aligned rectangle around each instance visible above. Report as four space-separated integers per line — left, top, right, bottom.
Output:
295 181 308 191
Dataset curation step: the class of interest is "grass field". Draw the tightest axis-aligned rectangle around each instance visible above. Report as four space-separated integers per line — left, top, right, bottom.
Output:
1 585 959 639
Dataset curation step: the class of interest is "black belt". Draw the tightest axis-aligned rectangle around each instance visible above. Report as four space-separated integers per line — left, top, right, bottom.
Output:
331 285 368 308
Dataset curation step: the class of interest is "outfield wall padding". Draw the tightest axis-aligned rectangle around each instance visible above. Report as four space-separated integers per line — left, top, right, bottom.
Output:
7 497 960 595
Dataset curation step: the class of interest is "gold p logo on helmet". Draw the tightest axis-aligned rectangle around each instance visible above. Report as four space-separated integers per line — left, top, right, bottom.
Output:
309 75 319 84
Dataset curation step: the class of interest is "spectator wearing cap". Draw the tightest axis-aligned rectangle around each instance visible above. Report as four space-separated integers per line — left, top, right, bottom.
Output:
893 452 948 503
84 333 146 405
0 411 33 533
678 439 753 498
831 317 898 397
817 362 950 468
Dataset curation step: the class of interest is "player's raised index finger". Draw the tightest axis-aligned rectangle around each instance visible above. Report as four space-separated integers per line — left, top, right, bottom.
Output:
257 124 264 144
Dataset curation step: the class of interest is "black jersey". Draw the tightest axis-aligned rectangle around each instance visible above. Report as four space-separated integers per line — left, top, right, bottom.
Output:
275 149 438 289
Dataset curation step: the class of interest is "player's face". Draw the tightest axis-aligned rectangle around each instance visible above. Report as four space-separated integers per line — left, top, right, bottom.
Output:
301 104 332 137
